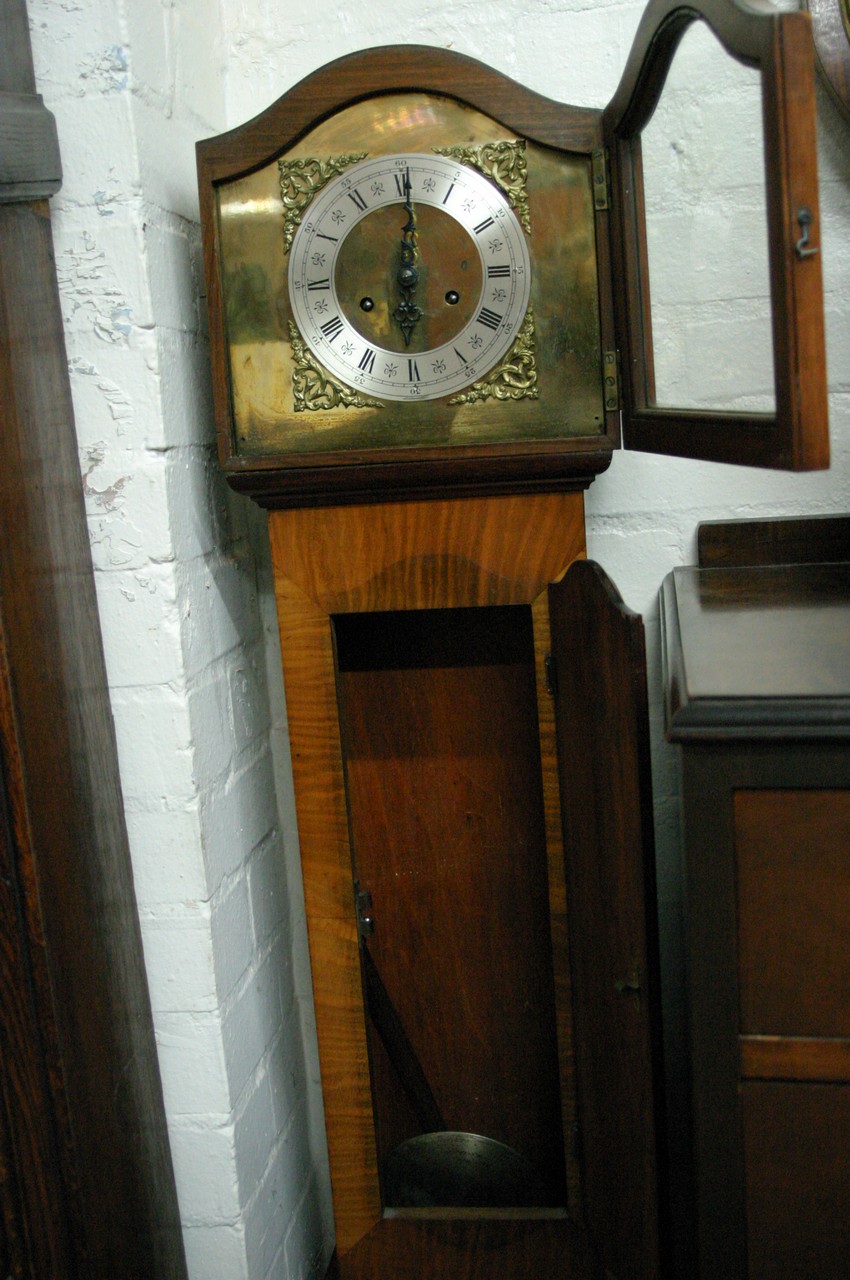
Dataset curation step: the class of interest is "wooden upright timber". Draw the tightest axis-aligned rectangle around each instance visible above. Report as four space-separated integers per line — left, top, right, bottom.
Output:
0 5 186 1275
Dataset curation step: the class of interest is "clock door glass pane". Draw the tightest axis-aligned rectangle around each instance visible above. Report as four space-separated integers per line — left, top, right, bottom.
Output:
641 20 775 413
333 606 567 1211
609 3 828 469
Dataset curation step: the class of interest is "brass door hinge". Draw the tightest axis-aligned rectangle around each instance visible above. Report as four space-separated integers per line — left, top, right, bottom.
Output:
355 883 375 938
591 148 610 211
602 349 621 412
544 652 558 699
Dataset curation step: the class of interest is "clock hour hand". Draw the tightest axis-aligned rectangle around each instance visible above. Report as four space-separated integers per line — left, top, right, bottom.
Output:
393 169 422 347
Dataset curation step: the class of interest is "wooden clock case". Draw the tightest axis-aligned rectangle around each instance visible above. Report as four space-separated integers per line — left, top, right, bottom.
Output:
197 0 828 509
195 1 831 1277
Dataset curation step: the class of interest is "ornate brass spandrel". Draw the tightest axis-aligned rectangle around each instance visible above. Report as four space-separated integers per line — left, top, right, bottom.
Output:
448 307 538 405
289 321 382 412
278 153 368 253
433 139 531 234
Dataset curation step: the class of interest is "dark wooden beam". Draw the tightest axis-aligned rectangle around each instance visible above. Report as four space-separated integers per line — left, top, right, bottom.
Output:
0 3 187 1275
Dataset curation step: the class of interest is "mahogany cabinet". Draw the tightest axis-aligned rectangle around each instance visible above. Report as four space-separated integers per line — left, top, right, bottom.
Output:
662 518 850 1280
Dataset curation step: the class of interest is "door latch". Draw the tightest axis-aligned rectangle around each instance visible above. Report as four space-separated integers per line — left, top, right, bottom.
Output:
795 207 819 260
355 884 375 938
615 965 642 997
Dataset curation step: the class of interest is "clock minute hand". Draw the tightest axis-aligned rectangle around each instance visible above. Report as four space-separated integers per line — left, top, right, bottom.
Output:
393 171 422 347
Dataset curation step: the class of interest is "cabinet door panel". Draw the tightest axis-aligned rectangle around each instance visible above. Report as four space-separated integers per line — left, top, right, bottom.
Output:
735 789 850 1037
334 606 566 1207
549 560 665 1280
742 1081 850 1280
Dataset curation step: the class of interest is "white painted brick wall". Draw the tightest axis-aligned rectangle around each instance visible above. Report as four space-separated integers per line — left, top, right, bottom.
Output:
27 0 850 1278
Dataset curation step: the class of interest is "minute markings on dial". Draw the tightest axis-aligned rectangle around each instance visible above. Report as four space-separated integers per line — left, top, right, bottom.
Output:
287 152 531 402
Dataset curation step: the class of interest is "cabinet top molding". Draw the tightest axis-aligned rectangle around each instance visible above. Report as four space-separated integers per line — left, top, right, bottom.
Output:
0 90 61 204
662 561 850 741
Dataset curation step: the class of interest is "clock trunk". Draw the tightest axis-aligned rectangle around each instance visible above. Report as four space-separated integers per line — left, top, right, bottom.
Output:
268 494 665 1279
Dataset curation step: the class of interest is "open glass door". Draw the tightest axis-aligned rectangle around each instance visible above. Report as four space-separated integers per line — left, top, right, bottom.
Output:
603 0 829 470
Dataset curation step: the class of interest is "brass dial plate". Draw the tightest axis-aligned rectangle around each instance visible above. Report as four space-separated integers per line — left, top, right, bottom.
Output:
216 92 604 456
288 153 531 402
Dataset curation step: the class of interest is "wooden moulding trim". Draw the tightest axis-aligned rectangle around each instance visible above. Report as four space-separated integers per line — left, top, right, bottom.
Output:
740 1036 850 1083
530 593 582 1214
769 10 829 469
603 0 781 140
196 45 602 187
697 514 850 569
223 445 614 512
271 574 381 1248
222 450 606 509
606 0 829 473
268 492 588 616
0 91 62 203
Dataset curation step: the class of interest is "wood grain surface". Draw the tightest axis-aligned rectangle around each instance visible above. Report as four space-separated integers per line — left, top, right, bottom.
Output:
698 513 850 568
269 493 589 1265
742 1081 850 1279
548 560 665 1280
269 493 586 616
740 1036 850 1082
335 607 566 1204
735 789 850 1038
327 1213 602 1280
0 31 187 1270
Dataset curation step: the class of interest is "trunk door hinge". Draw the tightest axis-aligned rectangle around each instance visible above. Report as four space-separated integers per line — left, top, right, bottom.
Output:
591 147 610 211
603 349 621 413
544 651 558 699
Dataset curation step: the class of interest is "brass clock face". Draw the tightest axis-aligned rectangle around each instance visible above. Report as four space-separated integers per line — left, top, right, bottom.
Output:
287 152 531 403
214 91 606 461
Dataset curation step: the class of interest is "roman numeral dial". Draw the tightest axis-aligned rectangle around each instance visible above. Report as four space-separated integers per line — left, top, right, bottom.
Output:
288 151 531 403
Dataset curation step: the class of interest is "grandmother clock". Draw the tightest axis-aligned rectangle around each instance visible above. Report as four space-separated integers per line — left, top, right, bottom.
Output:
197 0 828 1275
